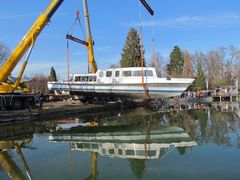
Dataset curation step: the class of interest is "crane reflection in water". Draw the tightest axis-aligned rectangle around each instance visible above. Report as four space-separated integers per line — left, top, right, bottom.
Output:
0 123 35 180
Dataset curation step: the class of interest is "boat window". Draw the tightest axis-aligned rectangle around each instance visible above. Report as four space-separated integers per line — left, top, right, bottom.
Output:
82 76 88 82
133 70 142 76
131 70 153 77
74 76 81 81
145 70 153 76
118 149 123 155
77 143 83 149
135 150 145 156
106 71 112 77
147 150 156 157
84 143 91 149
91 144 99 149
115 71 120 77
122 71 132 77
89 76 97 82
109 149 115 154
126 149 135 156
74 75 96 82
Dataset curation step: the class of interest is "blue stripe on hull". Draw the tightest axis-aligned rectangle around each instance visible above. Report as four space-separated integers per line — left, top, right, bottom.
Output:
52 87 183 93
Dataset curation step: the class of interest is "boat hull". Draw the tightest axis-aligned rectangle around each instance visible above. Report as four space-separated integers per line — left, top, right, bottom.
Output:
48 79 194 99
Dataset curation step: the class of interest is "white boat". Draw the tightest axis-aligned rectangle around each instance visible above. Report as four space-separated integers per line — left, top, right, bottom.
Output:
48 67 194 99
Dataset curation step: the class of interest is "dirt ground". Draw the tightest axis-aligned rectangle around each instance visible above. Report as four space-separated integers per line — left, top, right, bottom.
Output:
0 100 121 123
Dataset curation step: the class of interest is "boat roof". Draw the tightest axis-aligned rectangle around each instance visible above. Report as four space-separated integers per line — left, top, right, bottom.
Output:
72 67 156 76
98 67 156 71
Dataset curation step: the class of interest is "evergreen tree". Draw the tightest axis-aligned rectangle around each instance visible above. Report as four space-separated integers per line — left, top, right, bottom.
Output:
49 67 57 81
194 63 206 90
167 46 184 77
128 159 145 179
120 28 145 67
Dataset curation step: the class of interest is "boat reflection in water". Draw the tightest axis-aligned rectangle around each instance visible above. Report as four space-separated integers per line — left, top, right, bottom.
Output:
49 124 197 160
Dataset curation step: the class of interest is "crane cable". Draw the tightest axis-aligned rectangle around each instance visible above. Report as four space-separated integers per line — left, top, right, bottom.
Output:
66 7 86 89
67 9 86 40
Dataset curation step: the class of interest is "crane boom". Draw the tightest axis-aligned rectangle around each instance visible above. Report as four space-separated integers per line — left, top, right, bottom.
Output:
0 0 64 82
83 0 97 73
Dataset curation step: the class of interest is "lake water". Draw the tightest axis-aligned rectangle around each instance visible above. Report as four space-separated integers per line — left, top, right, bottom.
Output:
0 102 240 180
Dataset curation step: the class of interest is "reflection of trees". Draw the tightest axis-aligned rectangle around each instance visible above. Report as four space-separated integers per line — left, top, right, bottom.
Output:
191 110 208 142
165 107 240 148
128 159 145 179
177 147 186 155
166 111 196 139
206 109 236 146
209 110 229 145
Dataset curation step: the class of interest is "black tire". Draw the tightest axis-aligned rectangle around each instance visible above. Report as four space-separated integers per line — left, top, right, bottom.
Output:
24 98 35 109
12 99 24 110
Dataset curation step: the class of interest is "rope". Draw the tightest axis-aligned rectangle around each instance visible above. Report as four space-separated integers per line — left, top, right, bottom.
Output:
139 0 150 100
66 39 72 90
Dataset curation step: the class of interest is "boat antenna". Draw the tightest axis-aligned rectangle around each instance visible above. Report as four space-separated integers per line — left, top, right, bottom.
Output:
151 2 155 67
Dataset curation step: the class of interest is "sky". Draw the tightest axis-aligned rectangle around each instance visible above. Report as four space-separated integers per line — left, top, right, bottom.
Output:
0 0 240 79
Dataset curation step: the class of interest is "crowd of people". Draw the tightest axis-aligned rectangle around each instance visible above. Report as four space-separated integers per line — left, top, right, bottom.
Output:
178 90 211 100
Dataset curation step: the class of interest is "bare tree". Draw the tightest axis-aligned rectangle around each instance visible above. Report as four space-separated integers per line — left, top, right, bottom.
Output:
28 74 49 94
109 64 120 68
182 50 194 78
0 42 10 65
228 45 240 86
151 52 163 77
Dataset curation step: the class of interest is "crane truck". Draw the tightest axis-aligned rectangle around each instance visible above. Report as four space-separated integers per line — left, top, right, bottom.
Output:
0 0 65 110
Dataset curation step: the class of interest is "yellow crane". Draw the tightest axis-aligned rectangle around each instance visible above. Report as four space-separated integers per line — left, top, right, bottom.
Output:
0 0 65 110
0 0 64 91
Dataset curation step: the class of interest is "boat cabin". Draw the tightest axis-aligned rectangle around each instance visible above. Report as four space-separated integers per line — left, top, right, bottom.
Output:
97 67 157 78
72 67 157 83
